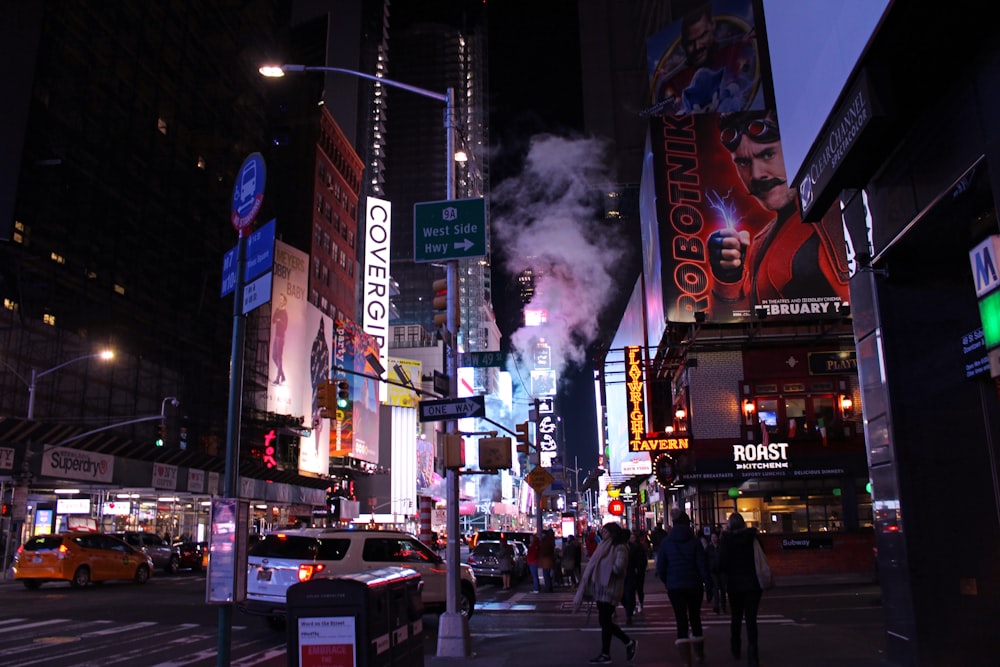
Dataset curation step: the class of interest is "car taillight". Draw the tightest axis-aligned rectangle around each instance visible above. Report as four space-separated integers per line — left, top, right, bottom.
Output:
297 563 326 582
468 555 476 564
16 545 23 555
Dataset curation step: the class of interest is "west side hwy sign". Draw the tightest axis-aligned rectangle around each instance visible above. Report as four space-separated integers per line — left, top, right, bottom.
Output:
418 395 485 422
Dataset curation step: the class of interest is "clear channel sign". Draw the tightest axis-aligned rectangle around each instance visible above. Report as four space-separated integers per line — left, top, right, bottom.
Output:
413 197 487 262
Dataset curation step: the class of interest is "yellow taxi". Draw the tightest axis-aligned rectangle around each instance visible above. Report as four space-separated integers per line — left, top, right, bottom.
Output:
13 532 154 589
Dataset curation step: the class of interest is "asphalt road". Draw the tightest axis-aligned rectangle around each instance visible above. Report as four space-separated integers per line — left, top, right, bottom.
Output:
0 567 890 666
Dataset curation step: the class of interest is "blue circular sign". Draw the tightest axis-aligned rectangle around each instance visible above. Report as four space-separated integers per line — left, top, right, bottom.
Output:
231 152 266 236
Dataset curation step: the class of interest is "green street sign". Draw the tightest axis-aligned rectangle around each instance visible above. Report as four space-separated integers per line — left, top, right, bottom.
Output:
414 198 487 262
462 351 504 368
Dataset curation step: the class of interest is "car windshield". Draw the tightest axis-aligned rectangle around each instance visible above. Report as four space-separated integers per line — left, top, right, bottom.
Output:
249 534 350 560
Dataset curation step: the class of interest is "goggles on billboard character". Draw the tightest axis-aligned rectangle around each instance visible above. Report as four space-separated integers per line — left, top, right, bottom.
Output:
720 117 780 152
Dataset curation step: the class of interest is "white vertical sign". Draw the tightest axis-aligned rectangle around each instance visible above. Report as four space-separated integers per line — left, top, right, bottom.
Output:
363 196 392 402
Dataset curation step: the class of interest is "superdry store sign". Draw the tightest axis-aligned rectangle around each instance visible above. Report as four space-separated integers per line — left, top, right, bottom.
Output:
41 446 114 483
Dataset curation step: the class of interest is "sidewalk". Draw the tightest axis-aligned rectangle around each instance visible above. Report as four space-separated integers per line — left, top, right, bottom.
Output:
427 586 893 667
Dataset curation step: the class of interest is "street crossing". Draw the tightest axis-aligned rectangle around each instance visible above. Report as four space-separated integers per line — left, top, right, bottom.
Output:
0 617 286 667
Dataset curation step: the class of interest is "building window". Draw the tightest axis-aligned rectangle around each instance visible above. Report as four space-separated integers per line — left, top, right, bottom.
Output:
43 313 56 326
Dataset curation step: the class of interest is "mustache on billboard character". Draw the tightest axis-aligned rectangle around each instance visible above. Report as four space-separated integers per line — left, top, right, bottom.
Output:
749 178 785 198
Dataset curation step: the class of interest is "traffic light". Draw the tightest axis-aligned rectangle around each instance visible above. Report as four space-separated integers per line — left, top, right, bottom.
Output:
155 421 166 447
179 416 188 450
1 503 10 517
515 421 531 454
337 381 350 408
316 380 333 413
432 277 449 328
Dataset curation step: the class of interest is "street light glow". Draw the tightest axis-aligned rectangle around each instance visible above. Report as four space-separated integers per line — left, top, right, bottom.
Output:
258 65 285 78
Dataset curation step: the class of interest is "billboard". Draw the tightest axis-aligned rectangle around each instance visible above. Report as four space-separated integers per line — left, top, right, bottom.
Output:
363 196 391 402
644 0 850 323
267 240 332 475
331 318 380 464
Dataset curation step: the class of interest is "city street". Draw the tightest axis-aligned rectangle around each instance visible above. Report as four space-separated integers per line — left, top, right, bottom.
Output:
0 567 892 666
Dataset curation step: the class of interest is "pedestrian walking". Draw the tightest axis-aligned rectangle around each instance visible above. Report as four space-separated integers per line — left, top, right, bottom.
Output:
562 534 582 586
719 512 764 667
706 532 728 614
497 537 515 591
539 529 556 592
573 522 637 665
622 530 648 625
655 508 709 665
526 534 541 593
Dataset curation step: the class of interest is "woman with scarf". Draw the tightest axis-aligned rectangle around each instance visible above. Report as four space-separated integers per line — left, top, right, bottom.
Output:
573 522 637 664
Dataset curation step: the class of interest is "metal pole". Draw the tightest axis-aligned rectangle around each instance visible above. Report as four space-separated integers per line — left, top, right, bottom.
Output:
26 369 37 420
217 231 248 667
438 86 470 658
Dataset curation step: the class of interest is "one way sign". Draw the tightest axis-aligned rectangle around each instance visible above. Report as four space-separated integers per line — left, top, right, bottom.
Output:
418 395 486 422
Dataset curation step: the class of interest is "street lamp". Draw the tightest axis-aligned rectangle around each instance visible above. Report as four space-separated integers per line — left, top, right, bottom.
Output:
27 349 114 419
260 63 468 656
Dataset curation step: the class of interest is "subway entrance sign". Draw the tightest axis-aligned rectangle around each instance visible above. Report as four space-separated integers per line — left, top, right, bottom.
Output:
414 198 487 262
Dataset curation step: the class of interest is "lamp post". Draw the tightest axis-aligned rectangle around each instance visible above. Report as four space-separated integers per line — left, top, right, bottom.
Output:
27 349 114 419
260 63 468 657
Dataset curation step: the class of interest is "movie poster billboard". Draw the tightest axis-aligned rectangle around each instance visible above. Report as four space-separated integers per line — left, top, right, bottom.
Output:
331 318 380 464
645 0 765 118
267 240 332 476
644 0 850 324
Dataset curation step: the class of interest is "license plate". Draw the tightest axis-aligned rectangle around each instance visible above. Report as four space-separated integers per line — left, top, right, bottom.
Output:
33 557 42 564
257 569 271 582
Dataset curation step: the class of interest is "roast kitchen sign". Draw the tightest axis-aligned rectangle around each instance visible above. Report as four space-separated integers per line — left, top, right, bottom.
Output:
626 345 689 453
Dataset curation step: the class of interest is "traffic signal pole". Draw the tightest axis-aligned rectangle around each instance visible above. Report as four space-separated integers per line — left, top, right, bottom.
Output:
437 86 471 658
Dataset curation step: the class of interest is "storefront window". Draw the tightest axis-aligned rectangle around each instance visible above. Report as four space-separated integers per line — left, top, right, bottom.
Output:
693 479 873 534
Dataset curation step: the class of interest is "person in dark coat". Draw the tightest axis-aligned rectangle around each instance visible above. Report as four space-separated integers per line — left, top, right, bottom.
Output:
656 508 709 665
622 530 647 625
538 529 556 592
706 531 728 613
719 512 764 667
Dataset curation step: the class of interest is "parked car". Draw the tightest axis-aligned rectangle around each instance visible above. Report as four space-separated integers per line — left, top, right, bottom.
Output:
110 531 180 575
467 540 527 582
471 530 532 551
241 528 477 625
172 540 207 571
13 532 154 589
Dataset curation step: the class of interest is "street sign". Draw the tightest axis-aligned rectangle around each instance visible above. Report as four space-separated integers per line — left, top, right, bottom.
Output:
221 217 276 296
244 218 276 282
242 271 272 315
413 198 487 262
461 350 504 368
231 152 265 236
418 395 485 422
526 466 554 493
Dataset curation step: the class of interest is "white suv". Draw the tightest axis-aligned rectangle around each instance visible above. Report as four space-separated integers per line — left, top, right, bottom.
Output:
241 528 476 623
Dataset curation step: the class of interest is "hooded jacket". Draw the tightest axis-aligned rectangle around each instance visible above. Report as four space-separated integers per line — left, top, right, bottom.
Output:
719 527 763 593
655 523 708 591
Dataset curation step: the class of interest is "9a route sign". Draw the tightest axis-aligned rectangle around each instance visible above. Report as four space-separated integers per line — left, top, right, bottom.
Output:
414 198 487 262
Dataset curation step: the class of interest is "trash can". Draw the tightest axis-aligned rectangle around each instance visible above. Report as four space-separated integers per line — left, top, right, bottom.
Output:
286 566 424 667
